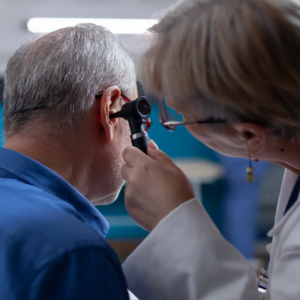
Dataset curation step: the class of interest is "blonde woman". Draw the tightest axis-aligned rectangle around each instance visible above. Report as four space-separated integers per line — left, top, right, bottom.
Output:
121 0 300 299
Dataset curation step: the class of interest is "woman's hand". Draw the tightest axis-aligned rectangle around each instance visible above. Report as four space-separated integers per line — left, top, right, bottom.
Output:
121 140 195 231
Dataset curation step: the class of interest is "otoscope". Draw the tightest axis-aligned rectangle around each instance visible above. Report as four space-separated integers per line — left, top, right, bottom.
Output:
110 96 152 154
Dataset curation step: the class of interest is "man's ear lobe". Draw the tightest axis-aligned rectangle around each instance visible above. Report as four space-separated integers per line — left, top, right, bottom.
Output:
99 87 121 142
232 123 267 156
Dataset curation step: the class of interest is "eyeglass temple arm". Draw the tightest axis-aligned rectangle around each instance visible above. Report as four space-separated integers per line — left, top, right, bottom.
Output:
163 120 227 126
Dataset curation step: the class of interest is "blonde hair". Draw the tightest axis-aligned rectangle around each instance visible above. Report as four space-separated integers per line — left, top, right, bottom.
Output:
139 0 300 138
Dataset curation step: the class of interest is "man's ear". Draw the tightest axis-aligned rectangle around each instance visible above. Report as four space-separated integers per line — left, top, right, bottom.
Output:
232 123 267 156
99 86 121 142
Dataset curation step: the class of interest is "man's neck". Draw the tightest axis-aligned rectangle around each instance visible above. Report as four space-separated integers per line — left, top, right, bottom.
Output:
5 132 93 197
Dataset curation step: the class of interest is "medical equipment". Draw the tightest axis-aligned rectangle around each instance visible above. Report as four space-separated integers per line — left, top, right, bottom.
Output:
110 96 152 154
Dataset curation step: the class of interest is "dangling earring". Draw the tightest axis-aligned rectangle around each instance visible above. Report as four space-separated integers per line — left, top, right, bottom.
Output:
245 157 255 183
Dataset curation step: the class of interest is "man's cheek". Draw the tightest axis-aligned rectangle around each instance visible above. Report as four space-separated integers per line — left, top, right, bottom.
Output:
127 139 131 147
125 124 132 146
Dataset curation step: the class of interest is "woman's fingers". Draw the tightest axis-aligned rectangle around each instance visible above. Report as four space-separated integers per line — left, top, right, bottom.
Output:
121 163 131 182
120 140 195 231
123 143 175 169
122 146 148 167
147 144 174 166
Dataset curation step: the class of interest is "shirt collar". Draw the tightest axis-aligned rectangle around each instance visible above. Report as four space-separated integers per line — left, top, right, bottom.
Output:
0 147 109 237
268 168 299 237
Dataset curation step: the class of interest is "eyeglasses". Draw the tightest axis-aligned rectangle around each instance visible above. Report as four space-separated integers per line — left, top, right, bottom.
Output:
159 97 227 131
13 92 132 114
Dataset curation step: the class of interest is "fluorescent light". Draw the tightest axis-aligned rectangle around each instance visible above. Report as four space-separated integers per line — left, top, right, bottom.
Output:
27 18 158 34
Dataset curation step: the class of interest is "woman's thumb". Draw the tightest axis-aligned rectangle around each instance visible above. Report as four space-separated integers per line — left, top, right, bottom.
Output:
148 140 159 150
147 140 174 165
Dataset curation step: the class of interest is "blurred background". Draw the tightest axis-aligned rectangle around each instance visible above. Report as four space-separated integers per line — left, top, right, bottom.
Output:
0 0 285 271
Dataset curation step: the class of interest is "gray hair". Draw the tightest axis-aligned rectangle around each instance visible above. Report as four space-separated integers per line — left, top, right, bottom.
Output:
4 23 136 136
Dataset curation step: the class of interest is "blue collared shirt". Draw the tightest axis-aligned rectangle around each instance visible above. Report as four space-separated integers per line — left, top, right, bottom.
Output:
0 147 129 300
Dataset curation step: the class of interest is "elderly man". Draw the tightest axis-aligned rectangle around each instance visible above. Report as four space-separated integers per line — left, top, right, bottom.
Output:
0 24 137 299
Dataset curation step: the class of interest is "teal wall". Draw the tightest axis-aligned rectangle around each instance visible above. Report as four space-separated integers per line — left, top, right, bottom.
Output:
143 104 219 161
0 103 3 146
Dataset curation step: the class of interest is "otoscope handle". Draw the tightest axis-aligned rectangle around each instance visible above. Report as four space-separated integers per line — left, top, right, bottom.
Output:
131 132 149 154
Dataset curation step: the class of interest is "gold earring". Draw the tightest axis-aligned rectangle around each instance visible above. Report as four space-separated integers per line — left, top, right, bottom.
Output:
245 157 255 183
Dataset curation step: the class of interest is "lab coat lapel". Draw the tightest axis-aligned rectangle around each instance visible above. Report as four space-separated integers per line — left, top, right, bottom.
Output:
268 168 299 237
267 168 300 280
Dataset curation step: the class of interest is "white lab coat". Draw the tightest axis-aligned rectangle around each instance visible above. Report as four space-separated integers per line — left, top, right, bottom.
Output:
123 169 300 299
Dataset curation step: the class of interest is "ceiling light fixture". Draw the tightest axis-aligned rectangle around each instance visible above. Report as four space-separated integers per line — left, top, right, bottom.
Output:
27 18 158 34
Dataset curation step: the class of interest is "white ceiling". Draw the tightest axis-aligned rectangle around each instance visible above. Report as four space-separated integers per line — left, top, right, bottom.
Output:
0 0 175 75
